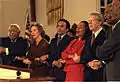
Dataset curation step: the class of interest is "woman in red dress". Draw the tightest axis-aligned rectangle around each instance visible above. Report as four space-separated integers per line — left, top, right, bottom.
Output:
61 21 91 82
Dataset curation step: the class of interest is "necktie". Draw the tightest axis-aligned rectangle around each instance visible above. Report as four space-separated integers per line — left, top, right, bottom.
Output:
57 36 61 46
91 33 95 45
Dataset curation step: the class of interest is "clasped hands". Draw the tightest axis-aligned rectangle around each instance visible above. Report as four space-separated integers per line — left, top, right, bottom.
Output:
69 53 80 63
52 59 64 68
52 53 80 68
23 55 48 64
0 47 5 54
88 60 102 70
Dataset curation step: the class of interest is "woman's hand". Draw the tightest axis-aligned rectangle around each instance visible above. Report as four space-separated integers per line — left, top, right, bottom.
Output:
68 54 75 59
40 55 48 62
68 53 80 63
15 56 25 60
23 58 31 64
73 53 80 63
59 59 66 64
52 60 62 68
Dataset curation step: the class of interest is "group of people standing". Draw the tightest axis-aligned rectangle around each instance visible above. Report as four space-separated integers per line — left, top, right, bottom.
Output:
0 0 120 81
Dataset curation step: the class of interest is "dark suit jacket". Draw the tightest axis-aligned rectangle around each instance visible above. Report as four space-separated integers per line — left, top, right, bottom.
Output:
0 37 29 67
80 29 106 81
49 34 73 81
96 22 120 81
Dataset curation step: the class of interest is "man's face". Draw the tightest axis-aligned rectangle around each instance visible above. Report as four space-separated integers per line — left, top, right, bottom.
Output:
104 4 113 24
56 21 68 35
8 29 20 40
104 1 120 25
88 15 100 32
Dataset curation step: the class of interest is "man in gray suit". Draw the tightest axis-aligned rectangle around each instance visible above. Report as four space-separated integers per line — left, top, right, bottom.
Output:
96 0 120 81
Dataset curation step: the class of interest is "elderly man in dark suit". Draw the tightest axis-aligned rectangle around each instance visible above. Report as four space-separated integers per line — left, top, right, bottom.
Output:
96 0 120 81
80 11 106 81
48 19 73 81
0 24 28 68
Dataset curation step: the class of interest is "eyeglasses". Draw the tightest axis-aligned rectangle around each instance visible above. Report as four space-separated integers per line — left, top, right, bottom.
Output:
8 30 20 33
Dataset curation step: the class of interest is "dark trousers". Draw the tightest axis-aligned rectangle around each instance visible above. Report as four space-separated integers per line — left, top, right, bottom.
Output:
84 68 105 82
51 67 66 82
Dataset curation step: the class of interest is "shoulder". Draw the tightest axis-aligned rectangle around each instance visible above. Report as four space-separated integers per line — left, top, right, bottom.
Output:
99 29 106 39
70 38 78 43
17 37 28 45
0 37 9 39
50 37 57 43
17 37 27 41
0 37 10 42
64 34 74 41
114 22 120 31
42 39 49 46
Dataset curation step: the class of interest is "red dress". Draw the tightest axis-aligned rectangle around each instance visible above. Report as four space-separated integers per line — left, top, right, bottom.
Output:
62 38 85 82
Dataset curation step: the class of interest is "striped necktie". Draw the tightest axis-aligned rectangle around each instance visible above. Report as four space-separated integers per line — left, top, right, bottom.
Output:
57 36 61 46
91 33 95 45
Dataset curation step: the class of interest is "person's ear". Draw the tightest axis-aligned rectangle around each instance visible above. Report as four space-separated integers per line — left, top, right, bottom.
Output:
66 28 69 32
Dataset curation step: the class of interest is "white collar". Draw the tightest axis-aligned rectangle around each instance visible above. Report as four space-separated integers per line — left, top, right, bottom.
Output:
112 20 120 30
93 27 103 38
11 39 17 43
58 33 66 40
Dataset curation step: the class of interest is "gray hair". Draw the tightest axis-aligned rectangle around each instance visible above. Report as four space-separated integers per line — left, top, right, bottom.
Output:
89 11 104 26
8 24 21 32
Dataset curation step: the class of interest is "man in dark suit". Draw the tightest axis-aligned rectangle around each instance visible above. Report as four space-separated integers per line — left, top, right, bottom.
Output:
0 24 28 68
96 0 120 81
80 11 106 81
49 19 73 81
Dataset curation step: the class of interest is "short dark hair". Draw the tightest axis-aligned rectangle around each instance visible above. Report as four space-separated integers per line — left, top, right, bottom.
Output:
57 18 70 30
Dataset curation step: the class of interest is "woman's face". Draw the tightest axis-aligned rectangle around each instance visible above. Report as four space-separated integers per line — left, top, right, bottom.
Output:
30 26 40 39
76 22 86 37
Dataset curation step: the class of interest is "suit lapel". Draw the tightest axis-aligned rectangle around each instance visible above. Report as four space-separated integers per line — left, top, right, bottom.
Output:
91 29 105 49
58 34 69 46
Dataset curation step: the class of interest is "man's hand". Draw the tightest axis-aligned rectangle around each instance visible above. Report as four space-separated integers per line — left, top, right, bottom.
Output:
23 58 31 64
88 60 102 70
0 47 5 54
52 60 62 68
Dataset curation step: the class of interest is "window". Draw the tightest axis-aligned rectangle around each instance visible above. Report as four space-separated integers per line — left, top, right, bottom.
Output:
100 0 112 15
46 0 64 25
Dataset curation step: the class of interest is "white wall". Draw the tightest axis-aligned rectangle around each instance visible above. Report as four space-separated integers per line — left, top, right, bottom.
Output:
64 0 99 24
0 0 29 37
0 1 2 35
36 0 99 38
0 0 99 38
36 0 56 38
